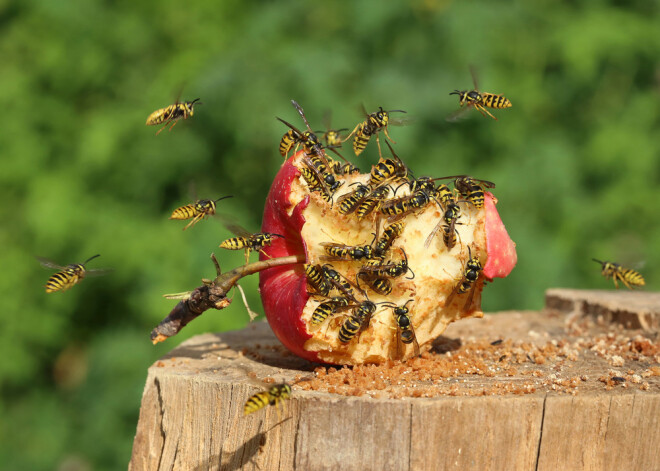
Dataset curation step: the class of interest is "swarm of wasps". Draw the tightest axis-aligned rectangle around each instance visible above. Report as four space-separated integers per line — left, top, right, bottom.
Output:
274 98 502 360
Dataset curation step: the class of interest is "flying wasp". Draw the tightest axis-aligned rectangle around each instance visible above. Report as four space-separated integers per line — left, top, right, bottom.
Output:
219 222 285 264
592 259 645 290
448 67 511 121
146 98 202 135
170 196 233 231
345 105 407 157
38 254 109 293
315 110 349 149
244 383 292 416
445 246 482 310
383 299 420 358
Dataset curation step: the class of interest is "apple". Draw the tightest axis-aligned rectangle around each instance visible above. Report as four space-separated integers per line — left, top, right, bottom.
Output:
259 151 516 365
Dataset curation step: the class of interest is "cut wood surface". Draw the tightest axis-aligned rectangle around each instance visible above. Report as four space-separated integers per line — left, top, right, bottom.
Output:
130 289 660 471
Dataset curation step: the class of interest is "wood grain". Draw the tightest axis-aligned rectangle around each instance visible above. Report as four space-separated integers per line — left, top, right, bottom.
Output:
129 291 659 471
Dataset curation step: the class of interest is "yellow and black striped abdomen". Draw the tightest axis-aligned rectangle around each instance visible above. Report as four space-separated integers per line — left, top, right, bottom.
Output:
353 122 371 156
169 204 198 220
338 314 362 343
621 268 645 287
219 237 250 250
146 105 177 126
481 93 512 109
279 130 297 157
45 270 81 293
243 391 271 415
243 384 292 415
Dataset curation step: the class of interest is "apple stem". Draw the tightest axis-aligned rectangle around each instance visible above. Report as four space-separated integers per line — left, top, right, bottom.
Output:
150 253 306 344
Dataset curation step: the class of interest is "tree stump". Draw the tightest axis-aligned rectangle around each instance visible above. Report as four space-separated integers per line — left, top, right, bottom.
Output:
129 289 660 471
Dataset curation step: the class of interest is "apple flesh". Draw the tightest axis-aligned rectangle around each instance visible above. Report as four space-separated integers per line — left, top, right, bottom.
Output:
260 152 517 365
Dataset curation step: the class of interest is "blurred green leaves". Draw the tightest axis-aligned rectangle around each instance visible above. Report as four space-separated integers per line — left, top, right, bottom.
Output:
1 0 659 469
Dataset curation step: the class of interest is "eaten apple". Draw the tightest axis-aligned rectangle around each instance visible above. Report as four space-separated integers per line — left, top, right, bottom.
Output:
259 151 517 365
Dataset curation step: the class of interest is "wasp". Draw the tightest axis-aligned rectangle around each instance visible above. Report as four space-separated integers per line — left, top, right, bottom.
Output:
384 300 420 358
306 154 343 194
38 254 109 293
314 110 349 149
305 264 331 296
321 242 375 262
379 189 433 221
346 105 407 157
356 184 391 221
321 265 356 298
311 295 351 326
146 98 202 135
448 67 511 121
425 198 462 249
327 159 361 175
405 176 437 195
337 300 378 343
169 196 233 230
445 246 482 310
280 100 331 163
244 383 292 415
368 142 409 187
373 221 406 258
219 222 284 264
592 259 645 290
364 277 392 296
358 249 414 280
337 183 371 215
435 176 495 209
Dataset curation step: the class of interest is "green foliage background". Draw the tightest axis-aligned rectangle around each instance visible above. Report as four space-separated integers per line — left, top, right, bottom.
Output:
1 0 659 468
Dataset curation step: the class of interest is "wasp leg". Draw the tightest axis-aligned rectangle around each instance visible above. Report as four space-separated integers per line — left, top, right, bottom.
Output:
619 274 633 290
376 134 383 159
383 127 397 145
155 121 170 136
183 213 204 230
259 249 273 260
612 274 620 289
167 119 180 132
475 105 498 120
342 123 360 143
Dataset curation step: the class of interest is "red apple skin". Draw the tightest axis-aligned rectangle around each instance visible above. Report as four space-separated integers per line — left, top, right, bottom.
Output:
260 155 517 363
483 192 517 280
259 154 320 362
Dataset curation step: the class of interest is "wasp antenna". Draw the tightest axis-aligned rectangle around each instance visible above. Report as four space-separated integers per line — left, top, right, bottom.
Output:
592 258 605 265
449 90 462 96
336 128 350 132
406 266 415 280
214 195 234 203
388 109 407 114
271 234 286 239
83 254 101 265
403 299 414 308
191 98 202 106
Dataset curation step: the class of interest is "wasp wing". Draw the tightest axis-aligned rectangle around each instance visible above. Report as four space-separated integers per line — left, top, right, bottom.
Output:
36 256 65 270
